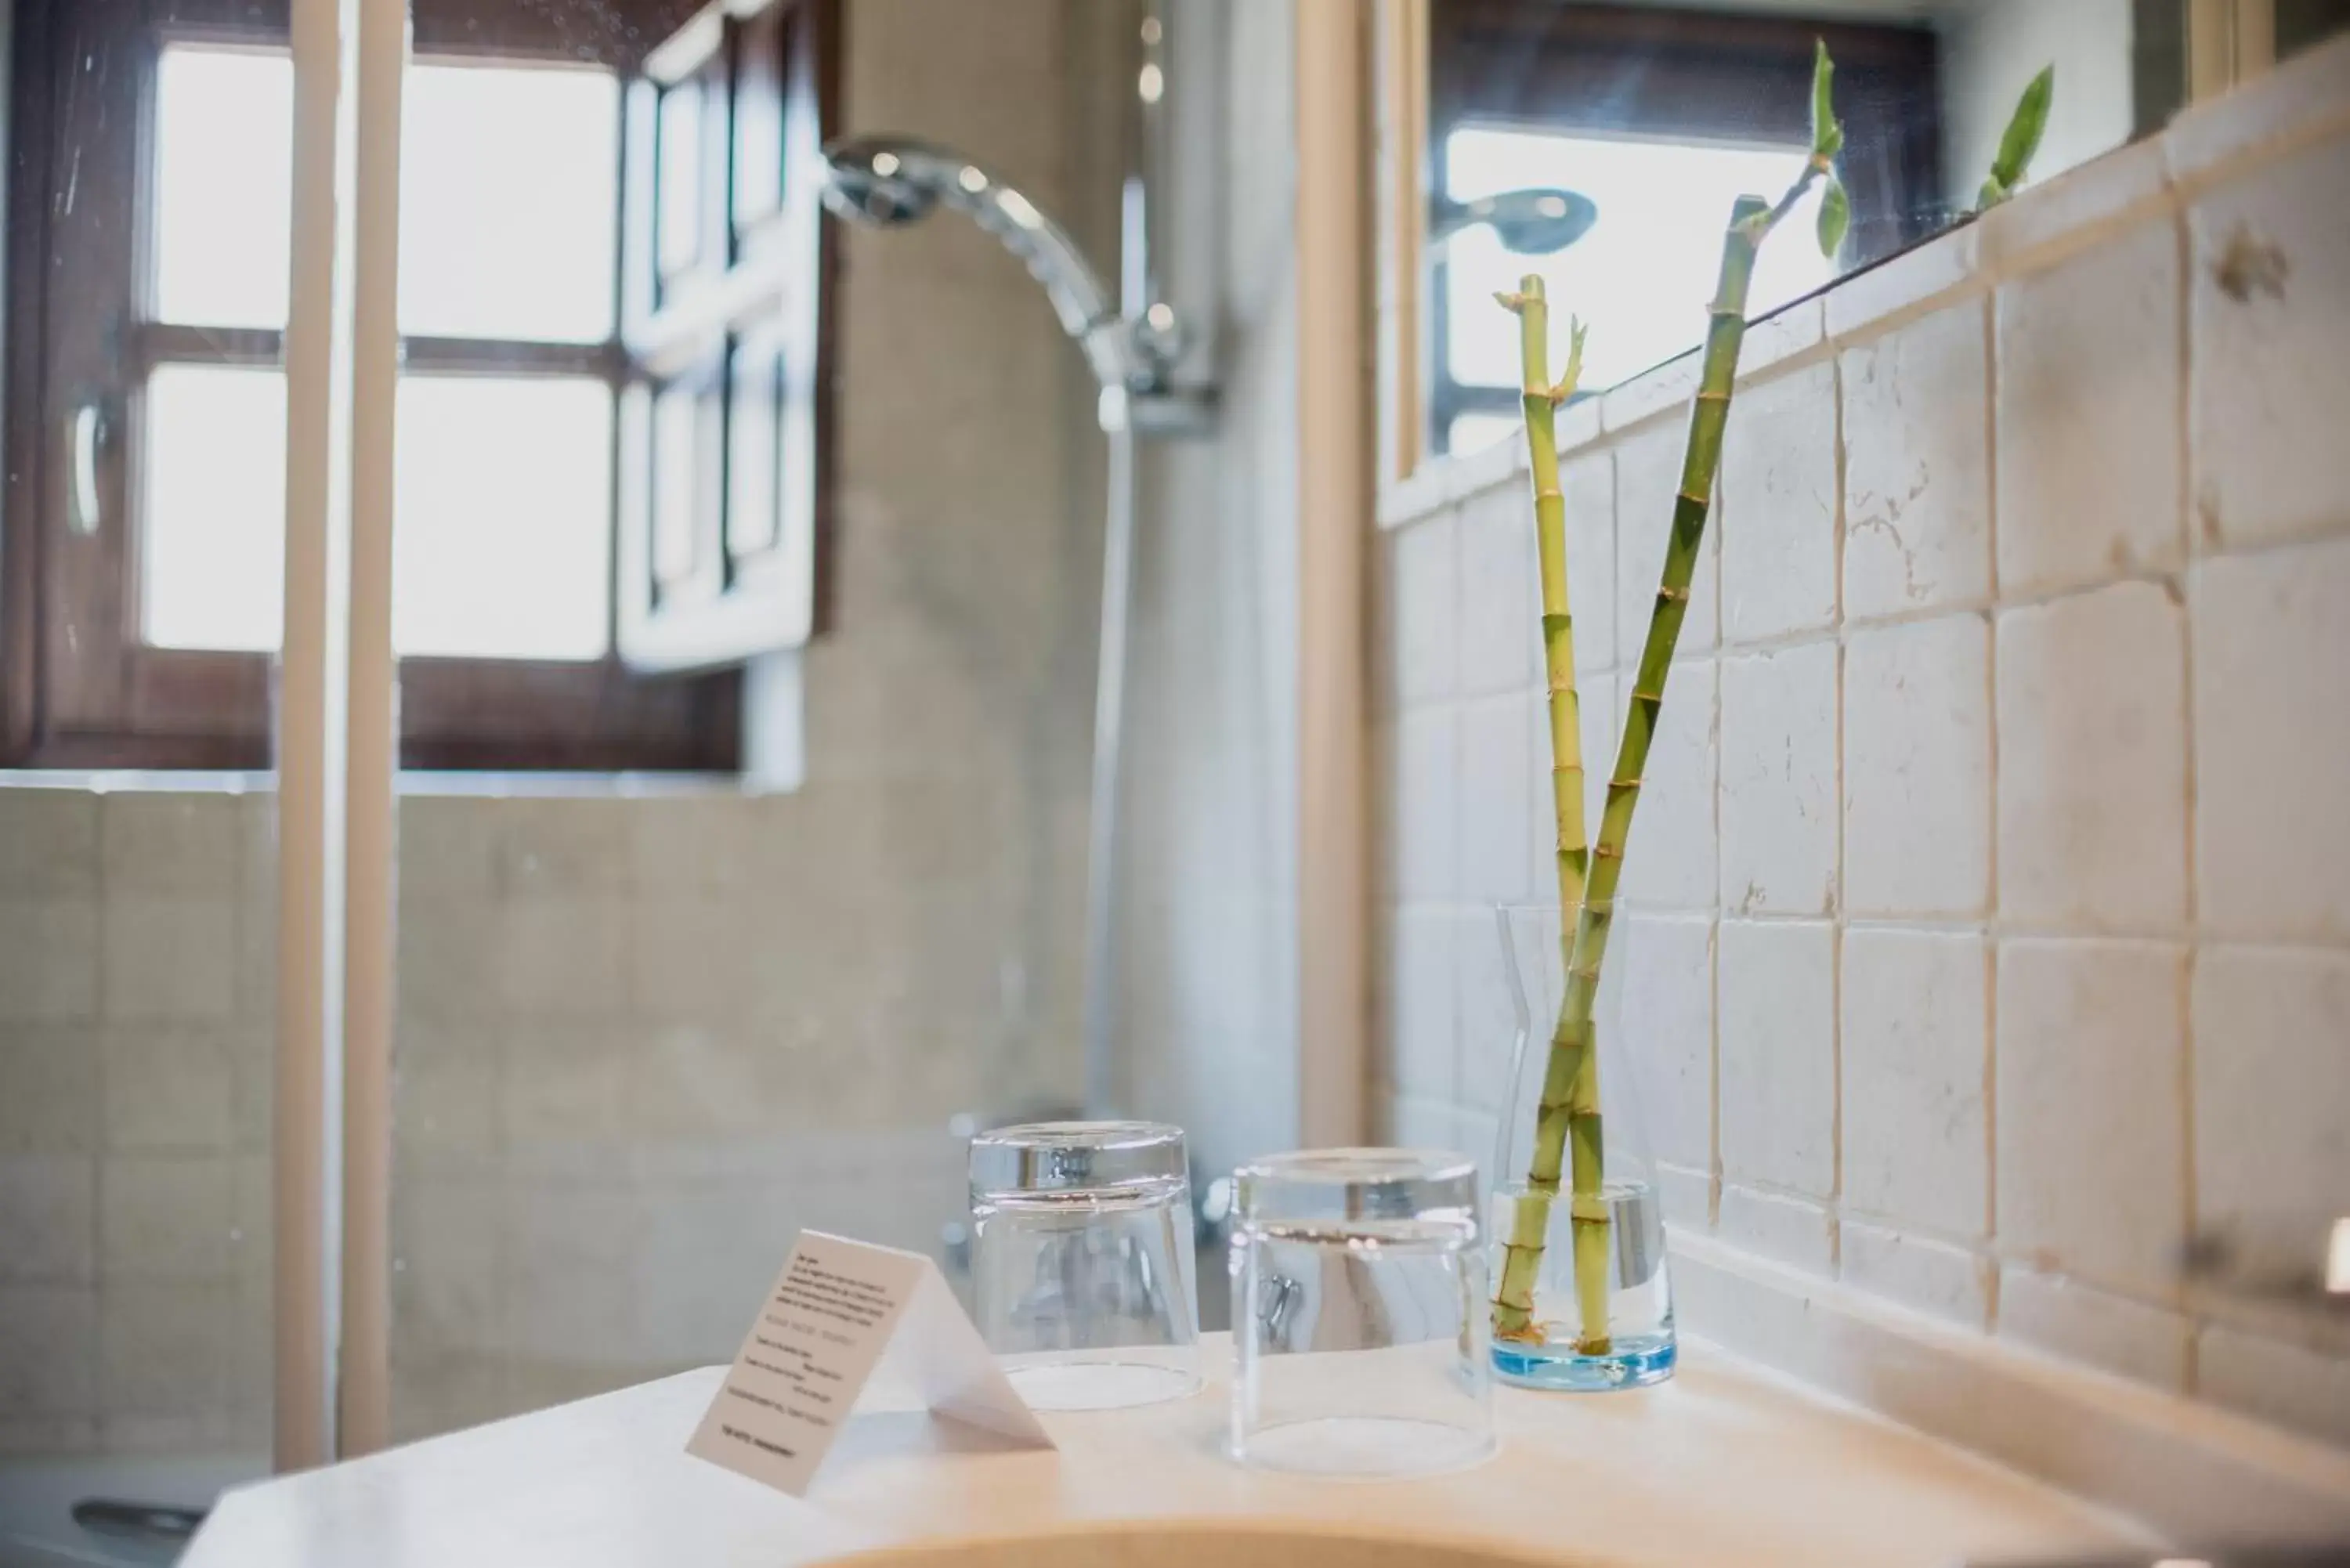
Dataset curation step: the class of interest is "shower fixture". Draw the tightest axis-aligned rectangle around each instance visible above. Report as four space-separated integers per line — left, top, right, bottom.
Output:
1430 187 1600 255
820 47 1211 1125
821 136 1208 435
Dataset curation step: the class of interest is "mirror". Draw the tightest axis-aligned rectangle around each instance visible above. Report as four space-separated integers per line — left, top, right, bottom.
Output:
1394 0 2348 465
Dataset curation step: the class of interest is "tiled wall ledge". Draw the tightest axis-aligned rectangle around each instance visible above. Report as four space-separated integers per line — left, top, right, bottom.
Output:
1367 32 2350 1528
1677 1235 2350 1542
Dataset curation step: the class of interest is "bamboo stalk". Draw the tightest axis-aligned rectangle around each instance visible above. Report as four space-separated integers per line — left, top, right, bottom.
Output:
1489 277 1596 1346
1490 44 1844 1360
1518 197 1763 1357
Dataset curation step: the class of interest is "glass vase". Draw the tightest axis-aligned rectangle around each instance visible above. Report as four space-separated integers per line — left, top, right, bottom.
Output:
1484 905 1676 1390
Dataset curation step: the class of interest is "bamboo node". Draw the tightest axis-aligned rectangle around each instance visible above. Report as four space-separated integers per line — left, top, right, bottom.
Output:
1592 844 1623 861
1675 487 1711 507
1569 1196 1610 1223
1656 584 1689 602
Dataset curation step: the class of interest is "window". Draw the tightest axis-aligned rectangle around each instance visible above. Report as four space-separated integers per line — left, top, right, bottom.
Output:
0 0 837 769
1428 2 1940 456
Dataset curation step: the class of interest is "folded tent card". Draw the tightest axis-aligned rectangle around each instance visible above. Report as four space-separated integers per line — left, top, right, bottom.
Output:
687 1230 1056 1498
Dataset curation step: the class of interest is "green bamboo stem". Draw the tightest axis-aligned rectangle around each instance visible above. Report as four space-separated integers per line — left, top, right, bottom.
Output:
1488 277 1598 1347
1485 42 1843 1367
1493 196 1776 1357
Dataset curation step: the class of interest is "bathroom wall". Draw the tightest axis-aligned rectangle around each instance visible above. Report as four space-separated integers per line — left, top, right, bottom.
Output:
0 789 276 1458
1372 39 2350 1451
0 0 1123 1453
1117 0 1307 1191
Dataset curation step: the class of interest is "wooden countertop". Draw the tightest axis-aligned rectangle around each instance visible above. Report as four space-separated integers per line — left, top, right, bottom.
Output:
183 1337 2151 1567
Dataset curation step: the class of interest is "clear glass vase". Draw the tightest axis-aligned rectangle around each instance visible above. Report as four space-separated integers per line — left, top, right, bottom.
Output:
1485 905 1676 1390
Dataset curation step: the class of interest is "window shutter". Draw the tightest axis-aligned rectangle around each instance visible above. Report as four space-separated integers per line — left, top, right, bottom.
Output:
616 0 833 673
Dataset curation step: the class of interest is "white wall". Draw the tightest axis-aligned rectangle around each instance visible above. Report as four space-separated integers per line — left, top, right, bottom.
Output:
1114 0 1307 1203
1373 42 2350 1453
1117 0 1304 1194
0 0 1123 1454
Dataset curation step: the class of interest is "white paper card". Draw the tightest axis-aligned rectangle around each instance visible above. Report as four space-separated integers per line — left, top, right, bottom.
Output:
687 1230 1054 1496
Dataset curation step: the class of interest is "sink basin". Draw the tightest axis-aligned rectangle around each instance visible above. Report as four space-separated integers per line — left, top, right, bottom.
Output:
820 1521 1582 1567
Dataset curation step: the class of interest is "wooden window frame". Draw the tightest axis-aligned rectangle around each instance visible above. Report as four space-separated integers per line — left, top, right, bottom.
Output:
0 0 837 771
616 0 835 674
1424 2 1942 448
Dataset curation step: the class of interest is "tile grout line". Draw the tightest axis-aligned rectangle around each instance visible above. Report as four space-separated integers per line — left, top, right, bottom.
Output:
1828 347 1847 1278
2172 194 2203 1395
1979 286 2002 1337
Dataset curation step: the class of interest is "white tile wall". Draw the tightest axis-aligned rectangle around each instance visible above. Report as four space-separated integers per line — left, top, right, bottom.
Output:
1456 486 1539 696
2189 945 2350 1281
1994 218 2183 598
1719 643 1838 917
2188 139 2350 553
1718 1184 1835 1276
1841 300 1993 621
1997 583 2189 931
1720 361 1839 645
1456 694 1533 906
0 1029 98 1154
1842 1221 1990 1327
1718 919 1835 1199
1996 938 2186 1295
1616 914 1714 1174
0 1155 96 1284
1372 96 2350 1449
2192 537 2350 943
1841 928 1987 1237
1843 616 1992 917
1390 505 1459 706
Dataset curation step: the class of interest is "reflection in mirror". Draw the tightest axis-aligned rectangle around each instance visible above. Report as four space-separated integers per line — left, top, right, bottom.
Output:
1423 1 2167 458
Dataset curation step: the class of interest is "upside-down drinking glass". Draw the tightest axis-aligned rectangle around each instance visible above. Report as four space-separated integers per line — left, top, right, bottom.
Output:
1227 1148 1495 1476
967 1121 1203 1410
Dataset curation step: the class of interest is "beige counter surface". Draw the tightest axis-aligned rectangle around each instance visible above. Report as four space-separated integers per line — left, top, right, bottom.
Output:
183 1336 2151 1567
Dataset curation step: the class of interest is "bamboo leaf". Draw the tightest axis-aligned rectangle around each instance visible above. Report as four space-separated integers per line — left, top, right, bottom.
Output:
1809 39 1844 160
1988 64 2055 197
1550 315 1589 403
1817 174 1850 258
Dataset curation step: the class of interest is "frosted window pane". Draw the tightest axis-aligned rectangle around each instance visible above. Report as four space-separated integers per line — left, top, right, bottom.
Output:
658 82 704 276
394 377 612 660
143 366 287 651
1444 128 1835 396
400 63 620 341
152 48 293 329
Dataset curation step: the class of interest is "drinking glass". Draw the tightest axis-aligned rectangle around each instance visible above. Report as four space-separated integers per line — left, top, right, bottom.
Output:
967 1120 1202 1410
1227 1148 1495 1476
